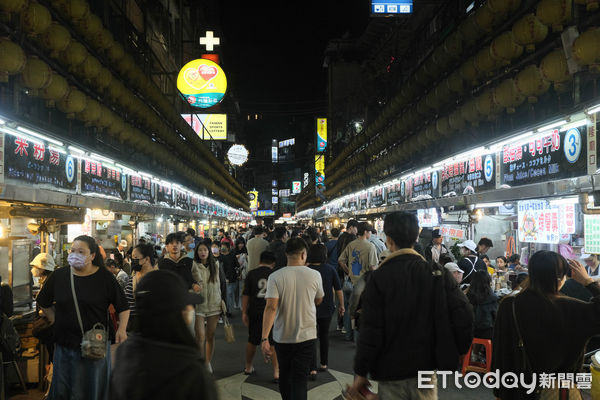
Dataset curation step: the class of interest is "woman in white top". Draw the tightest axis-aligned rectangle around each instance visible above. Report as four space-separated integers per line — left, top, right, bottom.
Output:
192 239 222 372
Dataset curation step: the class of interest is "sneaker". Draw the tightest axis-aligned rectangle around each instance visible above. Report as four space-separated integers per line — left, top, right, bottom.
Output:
336 326 343 331
341 328 347 334
218 317 223 324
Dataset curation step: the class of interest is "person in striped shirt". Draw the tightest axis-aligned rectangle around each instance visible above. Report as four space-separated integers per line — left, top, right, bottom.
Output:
125 243 157 331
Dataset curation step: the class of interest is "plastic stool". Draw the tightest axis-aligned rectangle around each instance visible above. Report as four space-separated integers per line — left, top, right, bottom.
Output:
461 338 493 375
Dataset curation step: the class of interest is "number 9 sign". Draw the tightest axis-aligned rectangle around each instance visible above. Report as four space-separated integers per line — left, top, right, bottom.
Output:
564 128 582 164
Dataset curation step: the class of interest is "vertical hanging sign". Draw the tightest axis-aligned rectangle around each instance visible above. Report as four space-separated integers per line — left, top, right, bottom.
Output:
588 114 596 175
316 118 327 152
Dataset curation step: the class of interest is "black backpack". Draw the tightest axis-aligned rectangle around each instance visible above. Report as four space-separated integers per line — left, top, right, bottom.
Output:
0 313 20 360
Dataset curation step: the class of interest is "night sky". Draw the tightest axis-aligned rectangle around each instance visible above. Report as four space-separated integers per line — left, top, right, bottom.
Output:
219 1 369 114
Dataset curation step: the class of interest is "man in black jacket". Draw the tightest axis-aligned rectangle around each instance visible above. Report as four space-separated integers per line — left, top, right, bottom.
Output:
424 229 449 263
350 212 473 399
457 239 487 284
267 226 288 270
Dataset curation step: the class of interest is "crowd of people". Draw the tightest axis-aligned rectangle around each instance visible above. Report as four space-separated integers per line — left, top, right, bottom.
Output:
5 214 599 400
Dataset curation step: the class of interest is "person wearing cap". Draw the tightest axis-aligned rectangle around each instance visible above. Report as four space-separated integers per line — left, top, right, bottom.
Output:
444 262 464 284
112 239 129 270
31 252 56 288
424 229 449 264
581 253 600 278
457 239 487 285
110 269 217 400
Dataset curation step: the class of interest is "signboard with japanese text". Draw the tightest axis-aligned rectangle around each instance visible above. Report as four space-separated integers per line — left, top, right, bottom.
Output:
518 200 560 244
441 154 495 195
157 183 174 207
370 187 386 208
316 118 327 152
81 159 127 200
501 128 587 187
405 171 439 200
584 214 600 254
440 225 466 240
386 182 404 204
4 133 78 191
559 203 576 235
130 175 154 203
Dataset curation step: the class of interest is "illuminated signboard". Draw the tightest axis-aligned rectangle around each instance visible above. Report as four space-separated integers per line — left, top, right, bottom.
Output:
272 146 278 163
182 114 227 140
315 155 325 186
584 214 600 253
279 189 291 197
255 210 275 217
248 191 258 211
292 181 302 194
372 0 413 15
417 208 439 228
518 200 560 244
227 145 249 166
272 196 278 204
316 118 327 152
279 138 295 148
272 189 278 196
177 59 227 108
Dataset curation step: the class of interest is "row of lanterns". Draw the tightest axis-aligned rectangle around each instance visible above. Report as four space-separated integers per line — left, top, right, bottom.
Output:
0 0 247 209
325 0 598 198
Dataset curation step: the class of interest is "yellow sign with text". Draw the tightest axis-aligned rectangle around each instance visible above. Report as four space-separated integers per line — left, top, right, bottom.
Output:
248 191 259 211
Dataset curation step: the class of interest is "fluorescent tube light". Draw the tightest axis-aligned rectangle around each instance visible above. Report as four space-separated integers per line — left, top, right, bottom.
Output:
560 119 589 132
537 120 567 133
475 202 505 208
48 146 67 155
68 146 85 154
90 153 115 164
17 126 63 146
586 104 600 115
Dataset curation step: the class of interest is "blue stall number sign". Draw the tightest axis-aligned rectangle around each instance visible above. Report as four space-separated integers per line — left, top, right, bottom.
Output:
372 0 413 14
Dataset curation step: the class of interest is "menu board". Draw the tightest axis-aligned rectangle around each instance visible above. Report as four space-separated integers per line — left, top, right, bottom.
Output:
175 190 190 210
4 133 78 190
370 187 386 208
130 176 154 203
406 171 439 200
501 127 587 187
417 208 439 228
441 154 495 195
81 159 127 200
156 183 174 206
199 199 208 214
518 200 559 244
584 214 600 254
347 196 358 210
386 182 404 204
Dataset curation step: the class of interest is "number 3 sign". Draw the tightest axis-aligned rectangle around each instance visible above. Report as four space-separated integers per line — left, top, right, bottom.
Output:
564 128 582 164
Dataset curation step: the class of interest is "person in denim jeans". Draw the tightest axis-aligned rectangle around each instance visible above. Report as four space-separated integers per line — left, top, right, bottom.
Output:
37 235 129 400
219 242 240 311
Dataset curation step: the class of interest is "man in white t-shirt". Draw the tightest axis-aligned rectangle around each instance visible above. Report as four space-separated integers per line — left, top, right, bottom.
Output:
247 226 269 271
261 238 324 400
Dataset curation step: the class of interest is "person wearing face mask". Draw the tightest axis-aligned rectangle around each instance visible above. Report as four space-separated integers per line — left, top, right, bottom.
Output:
191 239 223 373
183 231 196 259
124 243 157 332
219 242 241 313
110 269 216 400
37 235 129 400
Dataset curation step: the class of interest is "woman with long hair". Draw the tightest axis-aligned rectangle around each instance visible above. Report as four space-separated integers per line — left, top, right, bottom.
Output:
192 239 222 373
466 271 498 339
493 250 600 399
124 243 157 331
37 235 129 400
110 269 217 400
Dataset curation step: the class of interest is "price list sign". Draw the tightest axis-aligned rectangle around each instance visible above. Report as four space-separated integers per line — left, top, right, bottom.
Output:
518 200 560 244
584 215 600 254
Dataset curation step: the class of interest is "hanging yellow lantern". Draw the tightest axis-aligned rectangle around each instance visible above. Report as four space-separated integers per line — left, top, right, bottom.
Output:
0 38 26 82
493 78 525 113
488 0 521 14
57 87 87 117
449 109 466 130
461 98 483 125
515 64 551 102
476 88 503 119
77 98 101 124
76 55 101 81
59 0 89 21
76 13 102 40
117 54 134 76
490 31 523 64
512 14 548 52
62 41 87 68
92 28 113 50
445 70 464 94
436 115 453 135
540 49 572 92
474 46 499 75
21 3 52 36
423 57 443 78
41 72 68 106
442 32 463 60
107 42 125 63
0 0 27 13
107 79 124 101
572 27 600 68
416 97 433 116
21 57 52 90
536 0 572 32
95 106 113 129
460 57 479 85
415 67 432 87
459 16 482 45
474 4 501 33
41 23 72 57
93 67 112 91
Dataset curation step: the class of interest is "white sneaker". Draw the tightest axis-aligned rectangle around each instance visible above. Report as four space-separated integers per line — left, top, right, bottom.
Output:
207 362 213 374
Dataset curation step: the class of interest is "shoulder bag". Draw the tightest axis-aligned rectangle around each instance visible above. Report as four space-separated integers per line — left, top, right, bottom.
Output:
70 268 107 359
512 299 582 400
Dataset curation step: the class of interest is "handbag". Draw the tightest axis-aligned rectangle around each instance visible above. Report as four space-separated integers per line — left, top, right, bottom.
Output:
32 315 53 341
223 313 235 343
512 299 582 400
70 268 107 360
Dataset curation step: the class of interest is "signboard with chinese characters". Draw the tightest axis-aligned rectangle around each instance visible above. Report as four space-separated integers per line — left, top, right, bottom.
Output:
405 171 439 200
176 59 227 108
386 182 404 204
440 225 466 240
501 128 587 187
315 155 325 186
370 187 386 208
441 154 495 195
559 203 576 235
248 191 258 211
316 118 327 152
417 208 439 228
359 193 368 210
279 189 290 197
584 214 600 254
4 133 77 191
175 190 190 210
157 183 174 206
346 195 358 210
518 200 560 244
130 175 154 203
182 114 227 140
190 195 200 214
256 210 275 217
81 159 127 200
